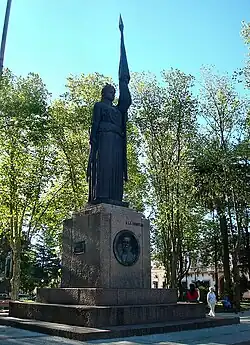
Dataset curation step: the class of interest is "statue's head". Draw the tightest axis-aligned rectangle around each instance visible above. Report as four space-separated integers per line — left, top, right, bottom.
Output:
102 84 115 102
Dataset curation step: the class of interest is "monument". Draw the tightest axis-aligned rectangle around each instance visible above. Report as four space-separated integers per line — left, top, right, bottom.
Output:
7 17 213 340
87 16 130 207
59 16 151 290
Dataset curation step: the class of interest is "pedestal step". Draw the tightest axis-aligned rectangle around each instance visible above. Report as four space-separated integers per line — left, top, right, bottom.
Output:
0 314 240 342
10 301 205 327
37 287 177 305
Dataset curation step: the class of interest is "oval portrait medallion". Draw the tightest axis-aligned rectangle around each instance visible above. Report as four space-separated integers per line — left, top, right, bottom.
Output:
113 230 140 266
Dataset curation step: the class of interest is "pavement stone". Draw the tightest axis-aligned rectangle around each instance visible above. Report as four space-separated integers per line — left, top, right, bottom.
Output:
0 313 250 345
0 324 84 345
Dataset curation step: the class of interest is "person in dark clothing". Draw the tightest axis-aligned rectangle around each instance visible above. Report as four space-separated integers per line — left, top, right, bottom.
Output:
186 283 199 302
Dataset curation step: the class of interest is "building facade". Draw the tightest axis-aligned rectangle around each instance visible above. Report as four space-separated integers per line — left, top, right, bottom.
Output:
151 262 224 293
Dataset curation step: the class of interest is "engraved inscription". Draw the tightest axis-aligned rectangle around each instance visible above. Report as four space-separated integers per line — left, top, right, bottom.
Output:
126 220 143 227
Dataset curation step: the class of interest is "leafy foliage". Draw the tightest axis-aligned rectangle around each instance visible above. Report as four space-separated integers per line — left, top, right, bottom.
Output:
0 70 54 299
241 21 250 88
20 232 60 294
131 69 199 288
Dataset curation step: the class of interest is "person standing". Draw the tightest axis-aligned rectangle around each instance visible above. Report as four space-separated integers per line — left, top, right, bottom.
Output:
207 287 217 317
186 284 199 302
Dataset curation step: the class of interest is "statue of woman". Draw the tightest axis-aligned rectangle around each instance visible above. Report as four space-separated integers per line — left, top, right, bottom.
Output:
87 81 131 205
87 16 131 206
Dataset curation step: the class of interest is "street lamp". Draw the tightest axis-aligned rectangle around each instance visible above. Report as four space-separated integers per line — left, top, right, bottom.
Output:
0 0 12 76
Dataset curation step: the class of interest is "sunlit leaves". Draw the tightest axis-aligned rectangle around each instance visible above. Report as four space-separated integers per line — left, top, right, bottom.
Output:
130 69 198 286
241 21 250 88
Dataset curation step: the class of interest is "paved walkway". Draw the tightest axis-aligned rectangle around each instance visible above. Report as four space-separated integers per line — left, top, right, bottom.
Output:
0 313 250 345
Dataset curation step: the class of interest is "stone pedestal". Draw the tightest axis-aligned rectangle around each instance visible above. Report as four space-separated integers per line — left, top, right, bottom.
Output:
9 301 205 327
37 287 177 305
61 204 151 289
9 203 206 334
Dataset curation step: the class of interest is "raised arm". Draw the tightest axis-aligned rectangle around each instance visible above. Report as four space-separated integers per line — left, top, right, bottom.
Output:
117 80 131 115
118 16 131 116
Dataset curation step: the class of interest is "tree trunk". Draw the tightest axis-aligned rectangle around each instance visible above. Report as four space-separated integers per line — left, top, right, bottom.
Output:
10 241 21 300
165 256 171 286
171 249 177 288
218 210 231 294
178 279 184 301
231 195 242 312
246 228 250 277
244 208 250 277
214 237 219 298
232 253 241 311
178 248 184 300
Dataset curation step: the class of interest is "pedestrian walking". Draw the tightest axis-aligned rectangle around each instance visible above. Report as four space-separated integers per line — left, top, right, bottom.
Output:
207 287 217 317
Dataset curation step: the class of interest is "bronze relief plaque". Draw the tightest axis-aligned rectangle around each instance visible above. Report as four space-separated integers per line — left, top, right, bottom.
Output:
113 230 140 266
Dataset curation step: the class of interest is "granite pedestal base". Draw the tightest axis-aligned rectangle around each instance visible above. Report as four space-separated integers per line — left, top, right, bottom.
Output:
37 287 177 305
9 204 207 334
9 301 206 327
0 313 240 342
10 286 206 328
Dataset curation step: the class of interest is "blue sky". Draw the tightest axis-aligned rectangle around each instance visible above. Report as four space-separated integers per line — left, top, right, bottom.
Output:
0 0 249 97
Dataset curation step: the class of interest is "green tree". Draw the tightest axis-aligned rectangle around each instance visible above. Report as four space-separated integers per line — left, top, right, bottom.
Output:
0 70 55 299
194 67 249 308
131 69 199 289
20 231 60 294
241 21 250 88
197 216 223 297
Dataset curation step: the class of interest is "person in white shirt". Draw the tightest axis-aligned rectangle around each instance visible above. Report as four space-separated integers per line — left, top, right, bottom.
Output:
207 287 217 317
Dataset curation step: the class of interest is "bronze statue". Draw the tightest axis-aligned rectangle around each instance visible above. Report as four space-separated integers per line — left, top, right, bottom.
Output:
87 16 131 206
